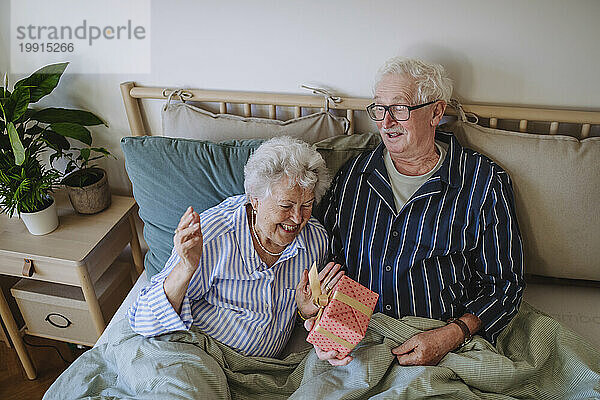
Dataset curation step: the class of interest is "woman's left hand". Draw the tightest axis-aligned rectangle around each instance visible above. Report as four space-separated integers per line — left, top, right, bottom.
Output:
295 262 344 319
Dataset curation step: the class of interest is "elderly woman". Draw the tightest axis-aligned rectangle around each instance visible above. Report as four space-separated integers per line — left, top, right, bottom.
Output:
128 136 342 358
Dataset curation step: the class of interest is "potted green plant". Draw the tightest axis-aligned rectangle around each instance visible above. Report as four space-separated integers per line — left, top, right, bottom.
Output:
0 62 106 233
0 141 61 234
56 145 115 214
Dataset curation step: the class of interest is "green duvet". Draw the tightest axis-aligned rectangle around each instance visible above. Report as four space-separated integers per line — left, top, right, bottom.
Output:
43 302 600 399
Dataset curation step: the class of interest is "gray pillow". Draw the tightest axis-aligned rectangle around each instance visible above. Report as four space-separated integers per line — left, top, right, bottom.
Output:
121 133 379 278
162 102 348 143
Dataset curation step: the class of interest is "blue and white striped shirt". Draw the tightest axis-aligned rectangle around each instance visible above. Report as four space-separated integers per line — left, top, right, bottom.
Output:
128 195 328 357
318 131 524 343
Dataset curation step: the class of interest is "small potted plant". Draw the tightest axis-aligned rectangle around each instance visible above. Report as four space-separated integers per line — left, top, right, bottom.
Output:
1 62 106 233
56 146 115 214
0 143 61 234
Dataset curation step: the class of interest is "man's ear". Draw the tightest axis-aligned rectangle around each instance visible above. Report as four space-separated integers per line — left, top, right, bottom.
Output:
430 100 447 127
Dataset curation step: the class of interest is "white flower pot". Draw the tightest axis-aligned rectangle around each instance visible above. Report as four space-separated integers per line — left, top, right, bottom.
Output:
20 196 59 235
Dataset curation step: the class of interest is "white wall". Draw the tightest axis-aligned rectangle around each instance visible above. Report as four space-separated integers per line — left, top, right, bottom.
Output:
1 0 599 195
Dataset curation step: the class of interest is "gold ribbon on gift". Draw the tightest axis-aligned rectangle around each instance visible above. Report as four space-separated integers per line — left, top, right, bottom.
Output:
309 261 330 308
332 291 373 317
307 262 373 350
315 326 354 350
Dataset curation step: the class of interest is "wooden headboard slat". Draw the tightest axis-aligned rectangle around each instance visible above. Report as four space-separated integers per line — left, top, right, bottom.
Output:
346 110 355 135
129 86 343 109
519 120 528 133
120 82 600 137
243 103 251 117
581 124 591 138
458 105 600 125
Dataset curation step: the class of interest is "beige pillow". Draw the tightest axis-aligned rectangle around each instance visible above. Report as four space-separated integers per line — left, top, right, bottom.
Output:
445 120 600 281
162 102 348 144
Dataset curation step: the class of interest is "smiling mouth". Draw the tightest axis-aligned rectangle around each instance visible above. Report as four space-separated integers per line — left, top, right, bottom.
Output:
382 128 405 138
280 223 299 233
385 132 403 138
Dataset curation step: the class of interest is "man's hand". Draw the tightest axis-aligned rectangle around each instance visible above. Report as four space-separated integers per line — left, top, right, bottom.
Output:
304 317 353 366
392 323 463 366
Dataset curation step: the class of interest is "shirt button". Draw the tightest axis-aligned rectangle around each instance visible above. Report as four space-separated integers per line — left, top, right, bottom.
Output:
392 230 399 237
385 305 392 311
385 265 392 272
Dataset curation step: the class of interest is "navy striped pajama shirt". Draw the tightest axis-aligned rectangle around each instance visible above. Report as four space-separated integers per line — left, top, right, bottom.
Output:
318 131 524 343
128 195 328 357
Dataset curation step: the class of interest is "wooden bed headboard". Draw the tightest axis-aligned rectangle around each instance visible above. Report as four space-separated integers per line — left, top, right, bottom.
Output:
120 81 600 138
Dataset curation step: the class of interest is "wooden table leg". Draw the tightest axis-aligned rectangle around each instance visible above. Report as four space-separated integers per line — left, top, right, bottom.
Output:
77 265 105 338
0 319 11 348
128 214 144 277
127 260 138 286
0 287 36 379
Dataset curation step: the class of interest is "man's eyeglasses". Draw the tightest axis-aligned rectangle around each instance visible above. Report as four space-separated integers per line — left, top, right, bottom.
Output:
366 100 437 122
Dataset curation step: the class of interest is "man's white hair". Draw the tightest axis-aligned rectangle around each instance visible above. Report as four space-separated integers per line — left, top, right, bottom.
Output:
244 136 331 203
374 57 453 103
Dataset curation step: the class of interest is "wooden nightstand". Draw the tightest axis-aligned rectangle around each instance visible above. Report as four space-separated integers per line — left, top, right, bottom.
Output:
0 191 143 380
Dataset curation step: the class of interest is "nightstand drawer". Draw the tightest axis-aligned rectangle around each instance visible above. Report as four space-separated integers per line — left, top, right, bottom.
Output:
11 261 131 346
0 254 80 286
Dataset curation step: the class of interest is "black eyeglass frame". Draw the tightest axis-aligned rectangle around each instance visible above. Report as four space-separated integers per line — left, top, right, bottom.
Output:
366 100 438 122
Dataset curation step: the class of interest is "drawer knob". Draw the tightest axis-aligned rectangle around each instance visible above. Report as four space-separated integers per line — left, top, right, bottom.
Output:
22 259 35 277
45 313 73 329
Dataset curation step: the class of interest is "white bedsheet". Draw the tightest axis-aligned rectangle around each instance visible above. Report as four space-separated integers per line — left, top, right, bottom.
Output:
96 272 600 353
95 272 149 347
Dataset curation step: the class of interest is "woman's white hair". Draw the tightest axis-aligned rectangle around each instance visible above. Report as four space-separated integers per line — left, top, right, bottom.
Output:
374 57 453 103
244 136 331 203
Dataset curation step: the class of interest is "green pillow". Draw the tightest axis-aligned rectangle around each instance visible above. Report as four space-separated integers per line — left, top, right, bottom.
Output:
121 133 380 278
314 132 381 174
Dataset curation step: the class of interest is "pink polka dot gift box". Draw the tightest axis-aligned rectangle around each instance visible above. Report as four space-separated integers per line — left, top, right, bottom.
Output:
306 263 379 359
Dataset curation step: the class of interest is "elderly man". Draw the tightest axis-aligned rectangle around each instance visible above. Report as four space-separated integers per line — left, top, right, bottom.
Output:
310 57 524 366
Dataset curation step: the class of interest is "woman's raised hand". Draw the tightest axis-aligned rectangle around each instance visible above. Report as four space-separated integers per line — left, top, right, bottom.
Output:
173 206 203 272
